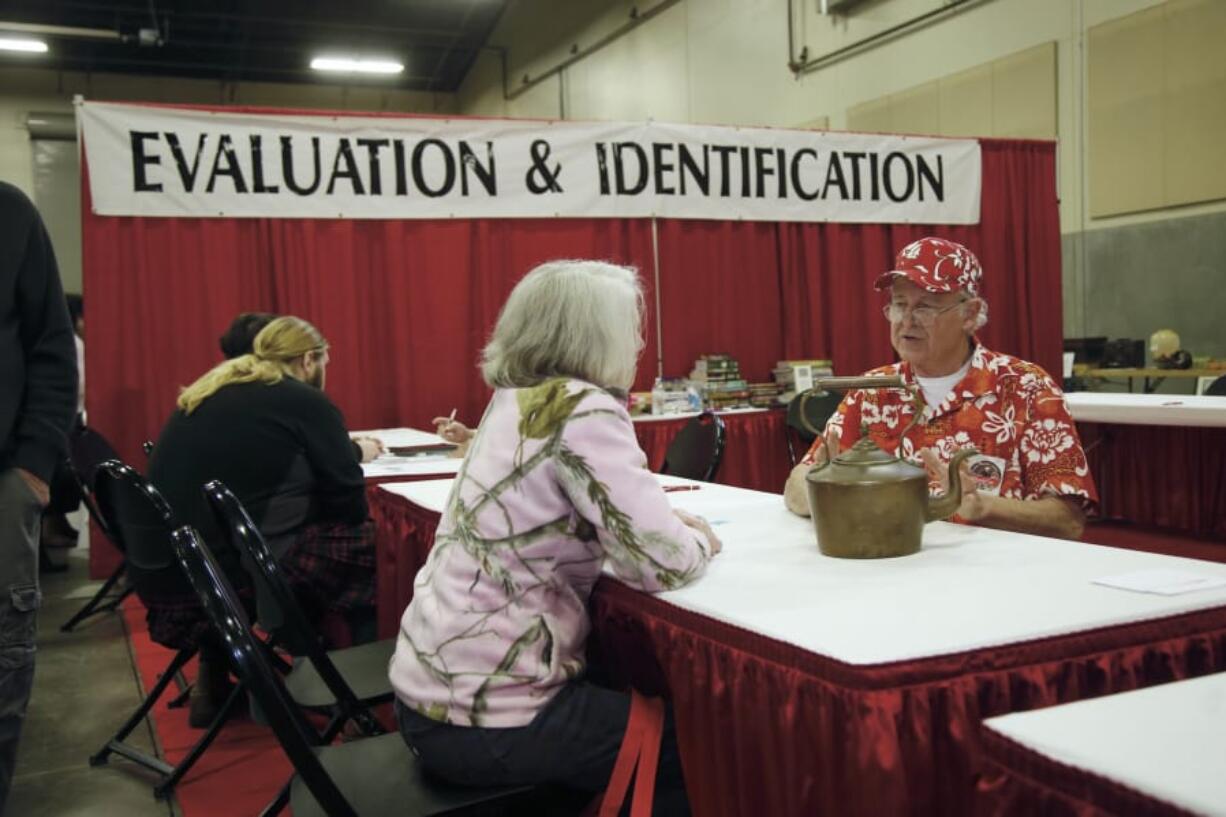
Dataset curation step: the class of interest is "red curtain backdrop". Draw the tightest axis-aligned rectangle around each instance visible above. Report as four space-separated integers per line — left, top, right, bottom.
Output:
82 104 1062 577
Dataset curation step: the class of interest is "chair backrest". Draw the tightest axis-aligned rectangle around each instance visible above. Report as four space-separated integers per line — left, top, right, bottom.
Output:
69 425 123 490
203 481 348 694
94 460 194 600
784 389 842 464
169 526 358 817
1206 375 1226 397
786 389 842 440
660 411 727 482
67 427 125 548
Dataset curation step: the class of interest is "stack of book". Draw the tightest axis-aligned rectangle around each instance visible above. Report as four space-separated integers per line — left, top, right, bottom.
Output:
689 354 751 410
748 382 783 408
772 359 834 401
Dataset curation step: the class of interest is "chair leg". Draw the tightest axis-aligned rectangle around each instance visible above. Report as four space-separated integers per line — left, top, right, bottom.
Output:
317 702 386 744
60 562 129 632
90 647 196 770
152 681 246 800
261 702 384 817
167 670 193 709
258 778 293 817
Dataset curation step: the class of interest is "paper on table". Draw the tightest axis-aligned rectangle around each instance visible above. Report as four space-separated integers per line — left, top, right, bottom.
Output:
1092 569 1226 596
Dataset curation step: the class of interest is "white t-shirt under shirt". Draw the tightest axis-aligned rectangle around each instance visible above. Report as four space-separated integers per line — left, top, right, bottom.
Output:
915 358 972 410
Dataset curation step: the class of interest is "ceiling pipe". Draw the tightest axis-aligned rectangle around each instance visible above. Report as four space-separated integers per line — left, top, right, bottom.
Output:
786 0 992 77
501 0 682 101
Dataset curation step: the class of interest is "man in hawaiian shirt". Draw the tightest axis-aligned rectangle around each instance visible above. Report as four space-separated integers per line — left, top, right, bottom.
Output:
783 237 1096 540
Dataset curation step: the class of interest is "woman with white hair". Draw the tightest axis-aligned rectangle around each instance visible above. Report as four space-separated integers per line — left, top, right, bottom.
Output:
389 260 721 814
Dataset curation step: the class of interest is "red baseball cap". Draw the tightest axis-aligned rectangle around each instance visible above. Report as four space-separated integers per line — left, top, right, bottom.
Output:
873 237 982 297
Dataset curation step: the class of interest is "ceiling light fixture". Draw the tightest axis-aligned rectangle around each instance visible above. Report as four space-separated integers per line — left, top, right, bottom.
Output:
310 56 403 75
0 36 48 53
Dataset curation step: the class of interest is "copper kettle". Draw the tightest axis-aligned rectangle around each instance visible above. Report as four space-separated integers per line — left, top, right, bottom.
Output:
801 376 977 559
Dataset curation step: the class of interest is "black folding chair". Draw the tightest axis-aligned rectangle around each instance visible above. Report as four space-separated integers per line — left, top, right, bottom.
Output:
205 479 400 815
60 426 135 632
660 411 727 482
784 388 843 465
204 480 395 733
88 460 244 800
170 526 535 817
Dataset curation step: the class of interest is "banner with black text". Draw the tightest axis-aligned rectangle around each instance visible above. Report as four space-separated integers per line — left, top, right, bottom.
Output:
79 101 982 223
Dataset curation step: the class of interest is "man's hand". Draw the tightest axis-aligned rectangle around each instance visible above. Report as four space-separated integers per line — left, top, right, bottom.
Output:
432 417 474 445
16 468 50 507
916 448 1087 539
352 436 385 463
919 448 982 520
675 509 723 555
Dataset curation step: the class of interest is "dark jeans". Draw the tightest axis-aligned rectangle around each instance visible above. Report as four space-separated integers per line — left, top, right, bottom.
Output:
0 469 42 814
396 683 690 816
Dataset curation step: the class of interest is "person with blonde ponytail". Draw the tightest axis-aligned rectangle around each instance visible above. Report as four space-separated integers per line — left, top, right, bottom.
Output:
147 316 377 728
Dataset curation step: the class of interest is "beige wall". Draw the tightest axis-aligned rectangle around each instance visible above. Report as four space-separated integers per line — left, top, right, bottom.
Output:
0 66 455 197
458 0 1226 237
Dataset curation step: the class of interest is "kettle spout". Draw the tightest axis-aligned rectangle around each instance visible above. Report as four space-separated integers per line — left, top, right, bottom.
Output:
925 447 979 522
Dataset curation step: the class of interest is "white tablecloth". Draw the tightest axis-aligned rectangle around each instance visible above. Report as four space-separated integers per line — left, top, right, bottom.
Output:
377 478 1226 666
1066 392 1226 427
985 671 1226 816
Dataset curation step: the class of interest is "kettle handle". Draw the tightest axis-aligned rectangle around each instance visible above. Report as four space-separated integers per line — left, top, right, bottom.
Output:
811 433 833 472
796 375 907 438
814 375 906 391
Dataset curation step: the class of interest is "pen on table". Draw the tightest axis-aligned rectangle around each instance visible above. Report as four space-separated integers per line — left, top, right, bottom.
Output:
663 485 703 493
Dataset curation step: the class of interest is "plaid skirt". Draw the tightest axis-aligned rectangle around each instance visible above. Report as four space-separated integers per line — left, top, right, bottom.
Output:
276 519 376 621
145 519 376 652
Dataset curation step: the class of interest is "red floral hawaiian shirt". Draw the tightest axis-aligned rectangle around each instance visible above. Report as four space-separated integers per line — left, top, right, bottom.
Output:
803 344 1098 513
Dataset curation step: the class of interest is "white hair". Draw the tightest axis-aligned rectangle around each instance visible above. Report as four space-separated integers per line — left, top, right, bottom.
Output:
962 294 989 331
482 260 645 392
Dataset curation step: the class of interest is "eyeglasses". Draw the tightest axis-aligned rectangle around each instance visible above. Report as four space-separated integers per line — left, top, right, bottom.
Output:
882 299 968 327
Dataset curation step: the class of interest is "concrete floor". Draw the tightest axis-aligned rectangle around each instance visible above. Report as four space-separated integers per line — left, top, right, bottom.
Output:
8 519 180 817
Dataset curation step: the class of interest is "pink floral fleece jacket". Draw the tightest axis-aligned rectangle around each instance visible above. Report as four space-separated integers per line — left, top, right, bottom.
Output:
389 378 714 727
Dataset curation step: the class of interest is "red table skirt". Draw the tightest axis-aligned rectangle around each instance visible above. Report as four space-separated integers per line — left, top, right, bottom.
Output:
975 724 1196 817
1078 422 1226 540
368 487 1226 816
591 580 1226 817
633 409 791 494
370 488 441 639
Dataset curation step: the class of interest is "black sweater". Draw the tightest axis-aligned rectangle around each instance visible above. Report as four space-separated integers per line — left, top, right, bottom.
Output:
148 378 367 556
0 182 78 483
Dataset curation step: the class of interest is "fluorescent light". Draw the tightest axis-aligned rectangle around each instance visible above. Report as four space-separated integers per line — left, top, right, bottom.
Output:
0 37 48 53
310 56 403 75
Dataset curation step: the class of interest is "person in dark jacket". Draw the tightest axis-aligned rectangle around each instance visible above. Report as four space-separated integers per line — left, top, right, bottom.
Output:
0 182 78 810
215 310 383 462
147 315 376 726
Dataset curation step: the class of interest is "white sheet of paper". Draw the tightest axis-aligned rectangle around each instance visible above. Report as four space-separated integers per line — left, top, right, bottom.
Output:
793 364 814 393
1092 569 1226 596
361 456 462 479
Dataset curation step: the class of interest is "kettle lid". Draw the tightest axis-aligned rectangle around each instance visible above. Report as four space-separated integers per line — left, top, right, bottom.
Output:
833 436 899 465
